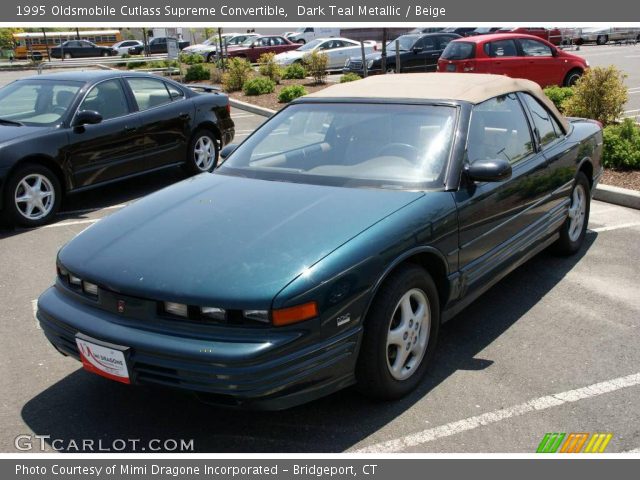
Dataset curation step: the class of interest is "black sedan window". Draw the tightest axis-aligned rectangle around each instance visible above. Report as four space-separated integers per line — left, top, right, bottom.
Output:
219 103 457 190
79 80 129 121
0 79 82 126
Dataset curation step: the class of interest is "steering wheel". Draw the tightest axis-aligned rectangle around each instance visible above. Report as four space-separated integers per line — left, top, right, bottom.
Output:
376 143 419 162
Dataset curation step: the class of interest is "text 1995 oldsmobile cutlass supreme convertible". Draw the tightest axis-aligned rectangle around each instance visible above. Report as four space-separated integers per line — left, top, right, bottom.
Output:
37 73 603 409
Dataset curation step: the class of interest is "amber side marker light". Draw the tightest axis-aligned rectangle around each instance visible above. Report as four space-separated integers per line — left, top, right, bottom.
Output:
272 301 318 326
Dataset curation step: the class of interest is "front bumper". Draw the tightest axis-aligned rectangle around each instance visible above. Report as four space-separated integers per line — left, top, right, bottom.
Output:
37 286 360 410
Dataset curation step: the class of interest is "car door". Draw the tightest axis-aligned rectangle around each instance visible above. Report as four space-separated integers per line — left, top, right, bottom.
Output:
481 39 524 78
517 38 561 87
67 78 145 188
402 36 430 72
320 40 343 69
125 77 193 170
454 93 549 297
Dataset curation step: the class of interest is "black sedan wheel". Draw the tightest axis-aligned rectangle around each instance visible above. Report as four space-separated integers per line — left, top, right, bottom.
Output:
3 164 61 227
356 264 439 399
554 172 590 255
185 130 218 174
102 51 110 57
63 52 72 59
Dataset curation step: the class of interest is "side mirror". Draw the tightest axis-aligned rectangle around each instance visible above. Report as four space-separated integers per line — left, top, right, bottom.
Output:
220 144 238 161
72 110 102 127
551 47 559 57
465 159 512 182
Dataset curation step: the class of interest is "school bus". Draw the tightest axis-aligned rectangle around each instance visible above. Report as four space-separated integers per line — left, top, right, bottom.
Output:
12 30 122 60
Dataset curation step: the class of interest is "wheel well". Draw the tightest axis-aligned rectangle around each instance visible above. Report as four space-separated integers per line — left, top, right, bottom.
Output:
402 253 449 309
195 122 222 148
579 160 594 189
8 156 67 192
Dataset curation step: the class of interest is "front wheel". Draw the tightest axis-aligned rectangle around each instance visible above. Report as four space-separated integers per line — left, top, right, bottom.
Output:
102 51 109 57
63 52 72 59
3 163 61 227
563 69 583 87
596 35 608 45
356 265 440 400
185 130 218 174
207 52 216 63
554 172 590 255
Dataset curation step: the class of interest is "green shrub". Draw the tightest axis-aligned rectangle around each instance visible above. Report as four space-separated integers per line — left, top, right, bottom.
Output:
282 62 306 80
184 64 210 82
222 57 253 92
210 67 224 84
603 118 640 170
563 66 628 126
303 50 328 84
278 85 308 103
340 72 362 83
179 52 204 65
258 52 282 84
127 61 146 69
243 76 276 96
543 85 574 113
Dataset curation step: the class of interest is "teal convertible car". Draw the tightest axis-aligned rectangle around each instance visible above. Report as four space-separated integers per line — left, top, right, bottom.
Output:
37 74 603 409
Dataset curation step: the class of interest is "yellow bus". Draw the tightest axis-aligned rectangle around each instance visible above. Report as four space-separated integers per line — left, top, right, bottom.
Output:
12 30 122 60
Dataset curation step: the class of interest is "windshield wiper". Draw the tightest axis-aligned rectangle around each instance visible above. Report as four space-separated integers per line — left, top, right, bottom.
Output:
0 118 24 126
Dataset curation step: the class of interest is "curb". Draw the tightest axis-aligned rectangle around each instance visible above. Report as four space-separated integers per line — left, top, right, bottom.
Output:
594 184 640 210
228 98 276 118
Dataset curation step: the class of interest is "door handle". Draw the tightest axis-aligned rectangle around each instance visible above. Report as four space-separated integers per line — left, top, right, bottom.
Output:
123 126 137 133
179 113 190 120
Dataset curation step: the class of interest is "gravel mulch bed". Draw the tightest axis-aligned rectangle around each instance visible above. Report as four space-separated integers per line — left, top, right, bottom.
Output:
602 169 640 191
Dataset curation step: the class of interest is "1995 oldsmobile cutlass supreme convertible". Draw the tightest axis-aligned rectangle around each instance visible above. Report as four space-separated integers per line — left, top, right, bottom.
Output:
37 73 603 409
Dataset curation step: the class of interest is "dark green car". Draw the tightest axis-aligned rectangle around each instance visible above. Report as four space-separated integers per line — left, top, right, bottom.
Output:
37 74 603 409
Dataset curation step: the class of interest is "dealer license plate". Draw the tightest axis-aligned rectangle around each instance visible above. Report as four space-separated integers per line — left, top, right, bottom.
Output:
75 335 130 384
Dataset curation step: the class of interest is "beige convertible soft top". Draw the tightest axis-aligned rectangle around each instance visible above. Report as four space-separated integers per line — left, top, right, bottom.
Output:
307 73 569 132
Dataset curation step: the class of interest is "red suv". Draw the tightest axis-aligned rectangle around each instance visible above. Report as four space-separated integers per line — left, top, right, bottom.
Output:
437 34 588 87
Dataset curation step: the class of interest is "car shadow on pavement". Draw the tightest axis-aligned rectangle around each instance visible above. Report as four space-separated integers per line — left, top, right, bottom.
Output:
0 167 190 237
20 233 597 453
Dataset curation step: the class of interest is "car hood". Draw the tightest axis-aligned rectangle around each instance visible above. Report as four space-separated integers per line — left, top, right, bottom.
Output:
58 173 424 308
275 50 304 61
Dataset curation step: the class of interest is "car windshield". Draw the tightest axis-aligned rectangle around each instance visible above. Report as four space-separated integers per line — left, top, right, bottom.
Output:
298 39 324 51
218 103 456 190
0 79 83 126
441 42 475 60
387 35 419 51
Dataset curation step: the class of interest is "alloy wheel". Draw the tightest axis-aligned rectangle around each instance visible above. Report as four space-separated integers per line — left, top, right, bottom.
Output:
568 183 587 242
386 288 430 381
193 136 215 171
14 173 56 221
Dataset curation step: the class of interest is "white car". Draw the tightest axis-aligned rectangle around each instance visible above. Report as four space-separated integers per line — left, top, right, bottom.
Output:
111 40 143 55
275 37 377 70
182 33 239 54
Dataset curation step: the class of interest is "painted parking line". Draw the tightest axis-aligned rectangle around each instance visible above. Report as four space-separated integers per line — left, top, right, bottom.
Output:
590 222 640 233
31 299 40 330
41 218 100 229
355 372 640 453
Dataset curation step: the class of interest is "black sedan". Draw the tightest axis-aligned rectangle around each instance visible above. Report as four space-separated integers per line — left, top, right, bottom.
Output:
343 33 460 75
0 71 234 227
37 74 602 409
128 37 190 55
50 40 116 59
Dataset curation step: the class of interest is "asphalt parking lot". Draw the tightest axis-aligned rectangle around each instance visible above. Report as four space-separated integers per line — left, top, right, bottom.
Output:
0 56 639 454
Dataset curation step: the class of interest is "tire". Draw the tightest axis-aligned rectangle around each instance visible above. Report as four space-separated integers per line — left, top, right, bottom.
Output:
2 163 61 228
356 264 440 400
596 35 608 45
64 52 72 59
553 172 590 255
102 51 109 57
207 52 216 63
563 69 583 87
184 129 219 175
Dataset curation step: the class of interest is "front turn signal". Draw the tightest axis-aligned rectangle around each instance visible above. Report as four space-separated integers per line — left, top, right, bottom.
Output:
272 301 318 326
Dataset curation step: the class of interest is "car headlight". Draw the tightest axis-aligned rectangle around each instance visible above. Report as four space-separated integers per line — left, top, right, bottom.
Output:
164 302 188 318
82 281 98 297
201 306 226 321
243 310 270 323
367 59 375 69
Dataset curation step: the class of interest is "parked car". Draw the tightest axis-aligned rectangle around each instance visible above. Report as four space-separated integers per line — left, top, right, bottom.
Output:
275 38 376 69
128 37 190 55
50 40 116 59
495 27 564 45
111 40 143 56
438 33 588 87
287 27 340 44
225 35 300 63
0 71 234 227
181 33 239 53
344 33 460 75
573 27 640 45
188 34 260 62
409 28 444 34
440 27 477 37
468 27 501 36
37 73 602 409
